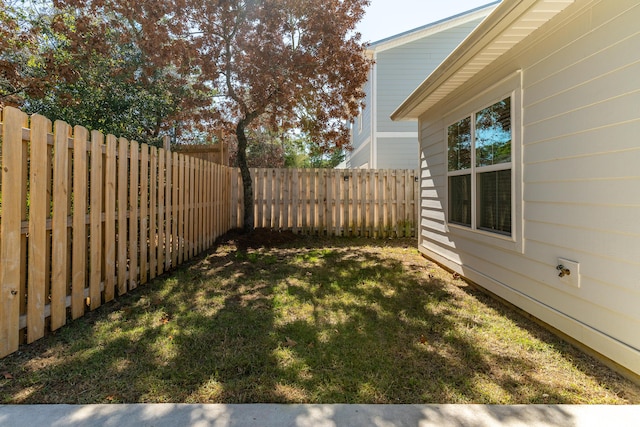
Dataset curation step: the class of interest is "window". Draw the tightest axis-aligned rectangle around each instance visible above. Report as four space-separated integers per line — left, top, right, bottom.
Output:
358 105 363 134
447 97 512 236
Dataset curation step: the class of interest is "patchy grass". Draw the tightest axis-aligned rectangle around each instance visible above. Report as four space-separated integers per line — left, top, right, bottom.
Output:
1 233 638 404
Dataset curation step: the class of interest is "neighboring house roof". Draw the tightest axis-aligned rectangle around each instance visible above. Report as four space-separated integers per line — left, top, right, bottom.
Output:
366 1 500 55
392 0 576 121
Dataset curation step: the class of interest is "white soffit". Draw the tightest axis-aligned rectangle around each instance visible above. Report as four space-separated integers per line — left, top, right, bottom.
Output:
392 0 575 121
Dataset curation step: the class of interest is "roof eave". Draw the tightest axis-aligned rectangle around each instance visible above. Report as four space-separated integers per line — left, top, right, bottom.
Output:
391 0 575 122
366 1 500 54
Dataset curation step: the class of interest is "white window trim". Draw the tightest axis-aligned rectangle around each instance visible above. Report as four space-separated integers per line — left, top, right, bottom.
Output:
443 70 523 253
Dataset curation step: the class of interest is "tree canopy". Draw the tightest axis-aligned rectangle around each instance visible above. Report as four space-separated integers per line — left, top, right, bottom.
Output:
182 0 371 228
0 0 49 105
5 0 372 230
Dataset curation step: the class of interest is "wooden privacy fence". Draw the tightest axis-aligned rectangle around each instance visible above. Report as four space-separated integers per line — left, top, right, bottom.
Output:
0 106 419 358
231 168 419 238
0 107 234 358
172 142 230 166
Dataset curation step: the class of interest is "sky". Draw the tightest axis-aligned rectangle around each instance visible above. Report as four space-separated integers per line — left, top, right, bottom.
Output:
356 0 498 43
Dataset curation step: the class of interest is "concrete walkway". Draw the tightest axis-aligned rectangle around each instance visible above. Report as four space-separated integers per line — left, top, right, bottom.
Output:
0 404 638 427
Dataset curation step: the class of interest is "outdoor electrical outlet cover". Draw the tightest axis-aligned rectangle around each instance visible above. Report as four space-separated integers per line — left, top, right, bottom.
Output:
557 257 580 288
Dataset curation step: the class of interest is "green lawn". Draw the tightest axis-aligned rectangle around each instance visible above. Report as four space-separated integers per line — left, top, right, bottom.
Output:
1 232 638 404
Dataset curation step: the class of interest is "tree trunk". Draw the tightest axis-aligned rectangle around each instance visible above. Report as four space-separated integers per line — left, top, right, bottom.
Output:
236 119 254 232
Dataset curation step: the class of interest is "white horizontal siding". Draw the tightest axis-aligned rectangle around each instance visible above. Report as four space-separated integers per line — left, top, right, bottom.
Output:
376 138 419 169
524 179 640 206
524 150 640 182
524 1 640 92
416 0 640 372
418 115 450 268
524 120 640 163
525 239 640 296
525 90 640 144
348 145 371 169
525 34 640 110
347 76 373 168
376 18 484 133
525 202 640 238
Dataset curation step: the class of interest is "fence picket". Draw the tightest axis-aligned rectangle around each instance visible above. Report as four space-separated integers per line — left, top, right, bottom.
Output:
20 116 28 344
157 149 165 276
51 120 70 331
104 135 117 302
195 158 200 252
27 114 50 343
360 171 365 236
89 131 103 310
149 147 157 278
71 126 88 320
198 159 204 252
129 141 139 289
342 170 349 236
203 161 209 248
172 152 179 269
188 156 195 259
139 144 149 285
178 154 185 264
165 150 172 270
317 170 325 235
117 138 128 295
0 107 26 355
185 156 191 260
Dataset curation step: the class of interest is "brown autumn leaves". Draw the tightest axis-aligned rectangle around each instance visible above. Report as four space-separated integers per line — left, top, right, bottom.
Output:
2 0 372 229
3 0 372 147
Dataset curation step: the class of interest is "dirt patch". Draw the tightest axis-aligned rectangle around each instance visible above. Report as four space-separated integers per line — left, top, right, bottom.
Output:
218 228 304 249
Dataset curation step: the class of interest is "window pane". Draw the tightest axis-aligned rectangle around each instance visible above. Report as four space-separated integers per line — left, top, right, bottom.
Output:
448 117 471 171
476 98 511 167
478 169 511 235
448 175 471 227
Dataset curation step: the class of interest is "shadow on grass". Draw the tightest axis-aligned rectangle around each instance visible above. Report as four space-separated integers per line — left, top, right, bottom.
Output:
0 235 637 406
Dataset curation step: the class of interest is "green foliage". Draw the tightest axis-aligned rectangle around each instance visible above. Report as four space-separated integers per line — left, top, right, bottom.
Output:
4 1 212 145
0 0 46 104
284 133 345 169
228 128 346 169
3 0 366 176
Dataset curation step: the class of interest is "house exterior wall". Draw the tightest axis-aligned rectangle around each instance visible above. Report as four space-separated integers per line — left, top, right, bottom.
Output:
377 137 419 169
375 18 484 134
345 12 491 169
417 0 640 374
346 144 371 169
347 73 373 168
